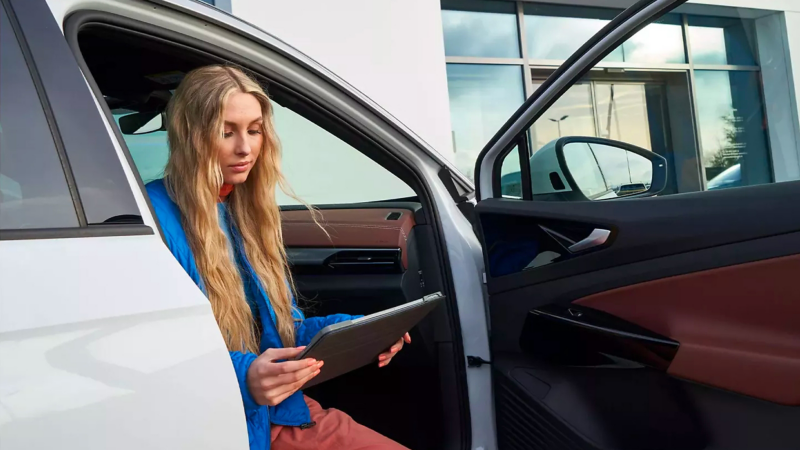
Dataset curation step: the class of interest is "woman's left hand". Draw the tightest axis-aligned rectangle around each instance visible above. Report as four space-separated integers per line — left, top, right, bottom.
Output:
378 332 411 368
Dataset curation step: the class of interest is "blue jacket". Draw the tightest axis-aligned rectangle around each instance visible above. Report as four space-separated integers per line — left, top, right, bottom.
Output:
146 179 356 450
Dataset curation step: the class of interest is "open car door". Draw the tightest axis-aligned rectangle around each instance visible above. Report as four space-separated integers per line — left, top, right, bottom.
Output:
472 0 800 449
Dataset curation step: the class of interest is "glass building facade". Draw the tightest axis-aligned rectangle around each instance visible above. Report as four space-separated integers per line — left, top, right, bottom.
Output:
442 0 795 193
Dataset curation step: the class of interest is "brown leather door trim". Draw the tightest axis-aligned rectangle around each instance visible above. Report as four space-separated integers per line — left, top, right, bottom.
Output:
575 254 800 405
281 209 415 269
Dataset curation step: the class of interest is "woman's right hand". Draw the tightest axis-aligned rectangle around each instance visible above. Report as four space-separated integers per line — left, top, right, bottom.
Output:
246 347 324 406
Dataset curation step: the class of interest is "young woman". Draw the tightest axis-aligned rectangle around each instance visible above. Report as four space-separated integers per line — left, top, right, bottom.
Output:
145 65 411 450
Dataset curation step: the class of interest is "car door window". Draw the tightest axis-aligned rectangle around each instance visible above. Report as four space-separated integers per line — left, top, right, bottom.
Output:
271 102 414 205
115 100 414 206
0 5 78 230
453 2 799 199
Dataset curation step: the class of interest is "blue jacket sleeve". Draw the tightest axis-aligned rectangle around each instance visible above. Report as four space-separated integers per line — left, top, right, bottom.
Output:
229 350 261 413
295 314 363 347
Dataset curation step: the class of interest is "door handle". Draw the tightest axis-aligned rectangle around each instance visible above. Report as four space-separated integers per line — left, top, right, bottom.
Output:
568 228 611 253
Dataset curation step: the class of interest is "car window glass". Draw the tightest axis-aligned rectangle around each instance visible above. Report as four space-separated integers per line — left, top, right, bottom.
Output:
272 102 414 205
0 6 78 230
486 5 796 199
116 100 414 206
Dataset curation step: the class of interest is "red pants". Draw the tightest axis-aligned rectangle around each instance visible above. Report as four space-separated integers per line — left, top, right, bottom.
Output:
270 396 409 450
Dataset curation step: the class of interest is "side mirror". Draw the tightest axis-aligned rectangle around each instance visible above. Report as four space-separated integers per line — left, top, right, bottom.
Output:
118 111 165 135
530 137 667 201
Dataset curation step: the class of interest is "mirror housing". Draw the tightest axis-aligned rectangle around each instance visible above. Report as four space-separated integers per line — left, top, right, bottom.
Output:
530 136 667 201
119 111 165 135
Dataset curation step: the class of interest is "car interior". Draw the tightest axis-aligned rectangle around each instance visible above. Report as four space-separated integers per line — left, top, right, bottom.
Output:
70 15 466 450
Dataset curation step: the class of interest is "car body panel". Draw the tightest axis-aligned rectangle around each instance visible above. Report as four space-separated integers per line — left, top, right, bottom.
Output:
1 0 494 448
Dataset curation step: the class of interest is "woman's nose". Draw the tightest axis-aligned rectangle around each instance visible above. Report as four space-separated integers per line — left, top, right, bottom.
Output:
235 134 252 155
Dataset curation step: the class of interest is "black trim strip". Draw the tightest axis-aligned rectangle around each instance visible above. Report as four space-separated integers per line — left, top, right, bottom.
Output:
1 0 87 227
0 224 153 241
522 303 679 371
518 135 533 201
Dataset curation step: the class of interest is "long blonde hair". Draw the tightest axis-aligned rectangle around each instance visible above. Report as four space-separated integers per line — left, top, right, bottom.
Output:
165 65 297 353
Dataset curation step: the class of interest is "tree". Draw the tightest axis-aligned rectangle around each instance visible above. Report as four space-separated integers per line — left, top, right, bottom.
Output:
707 114 743 170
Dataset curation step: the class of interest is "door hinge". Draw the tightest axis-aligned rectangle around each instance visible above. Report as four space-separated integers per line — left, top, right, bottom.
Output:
467 355 492 368
482 272 487 284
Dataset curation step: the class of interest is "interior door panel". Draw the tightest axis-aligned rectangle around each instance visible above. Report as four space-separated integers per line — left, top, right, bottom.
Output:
282 204 424 317
575 255 800 406
282 207 416 269
476 183 800 450
281 202 448 449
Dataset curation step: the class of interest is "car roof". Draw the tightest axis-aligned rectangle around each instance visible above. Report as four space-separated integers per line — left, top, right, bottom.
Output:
149 0 474 193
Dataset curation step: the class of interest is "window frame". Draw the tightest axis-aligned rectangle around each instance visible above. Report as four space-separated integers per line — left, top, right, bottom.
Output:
64 10 440 232
6 0 146 232
0 0 83 233
442 0 774 200
63 13 474 444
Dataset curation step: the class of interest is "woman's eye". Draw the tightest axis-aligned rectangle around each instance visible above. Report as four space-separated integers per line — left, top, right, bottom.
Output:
248 129 262 135
223 132 234 138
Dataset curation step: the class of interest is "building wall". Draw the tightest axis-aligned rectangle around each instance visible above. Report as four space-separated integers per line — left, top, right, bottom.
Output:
231 0 455 161
231 0 800 182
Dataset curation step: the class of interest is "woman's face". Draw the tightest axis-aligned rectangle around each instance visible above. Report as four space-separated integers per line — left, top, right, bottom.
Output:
218 91 264 185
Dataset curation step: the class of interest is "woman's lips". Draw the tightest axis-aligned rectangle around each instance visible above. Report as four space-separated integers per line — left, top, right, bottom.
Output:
229 162 251 173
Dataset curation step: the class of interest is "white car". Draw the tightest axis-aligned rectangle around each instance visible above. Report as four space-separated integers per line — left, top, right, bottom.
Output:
2 0 798 449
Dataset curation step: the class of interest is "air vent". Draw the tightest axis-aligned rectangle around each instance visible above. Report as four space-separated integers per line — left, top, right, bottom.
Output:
385 212 403 221
326 249 402 274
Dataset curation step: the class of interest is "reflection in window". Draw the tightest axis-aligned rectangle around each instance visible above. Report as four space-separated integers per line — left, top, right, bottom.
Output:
591 143 652 190
595 83 651 150
622 22 685 64
447 64 524 179
531 82 596 151
562 142 653 200
525 15 618 61
442 6 520 58
525 13 685 64
500 144 522 198
562 143 608 199
688 16 757 66
0 7 78 229
695 71 770 189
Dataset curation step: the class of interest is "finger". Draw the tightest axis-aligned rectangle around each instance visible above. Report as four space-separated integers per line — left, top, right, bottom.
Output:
274 361 324 385
379 356 393 367
269 366 321 399
270 368 316 405
258 359 317 379
404 333 411 344
390 339 404 353
378 346 400 361
263 346 307 362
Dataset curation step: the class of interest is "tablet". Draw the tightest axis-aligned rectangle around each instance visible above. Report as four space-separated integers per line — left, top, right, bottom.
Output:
295 291 445 389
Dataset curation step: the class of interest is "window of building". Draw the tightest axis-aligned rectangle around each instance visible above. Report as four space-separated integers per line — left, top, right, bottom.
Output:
446 64 524 178
523 5 685 64
0 6 79 230
443 1 798 193
441 0 520 59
